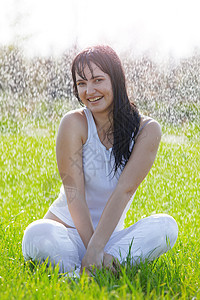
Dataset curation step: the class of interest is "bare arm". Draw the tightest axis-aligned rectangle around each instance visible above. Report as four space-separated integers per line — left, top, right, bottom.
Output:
81 120 162 267
56 112 94 248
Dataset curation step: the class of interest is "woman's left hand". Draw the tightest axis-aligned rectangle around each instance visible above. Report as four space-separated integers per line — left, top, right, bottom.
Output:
103 252 120 274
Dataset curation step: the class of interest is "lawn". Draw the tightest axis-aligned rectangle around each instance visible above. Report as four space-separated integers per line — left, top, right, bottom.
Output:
0 119 199 299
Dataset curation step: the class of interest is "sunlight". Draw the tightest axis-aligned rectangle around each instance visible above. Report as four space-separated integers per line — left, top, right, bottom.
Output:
1 0 200 57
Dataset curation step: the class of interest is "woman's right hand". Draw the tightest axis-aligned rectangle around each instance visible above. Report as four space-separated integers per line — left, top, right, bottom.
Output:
80 247 104 275
80 250 120 276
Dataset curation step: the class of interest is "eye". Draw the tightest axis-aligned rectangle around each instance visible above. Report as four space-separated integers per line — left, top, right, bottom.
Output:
77 82 86 87
95 78 103 83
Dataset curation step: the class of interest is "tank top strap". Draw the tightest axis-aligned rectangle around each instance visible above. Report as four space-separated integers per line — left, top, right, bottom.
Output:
83 107 98 142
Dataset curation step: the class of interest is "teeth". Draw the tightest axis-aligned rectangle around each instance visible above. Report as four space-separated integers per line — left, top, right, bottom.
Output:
89 97 102 102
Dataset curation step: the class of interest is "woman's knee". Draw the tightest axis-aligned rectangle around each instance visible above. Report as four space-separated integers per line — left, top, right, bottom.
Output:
22 219 80 272
142 214 178 260
22 219 58 261
162 214 178 249
150 214 178 251
22 219 69 261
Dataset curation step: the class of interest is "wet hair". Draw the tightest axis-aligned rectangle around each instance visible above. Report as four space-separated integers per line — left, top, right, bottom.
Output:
71 45 141 174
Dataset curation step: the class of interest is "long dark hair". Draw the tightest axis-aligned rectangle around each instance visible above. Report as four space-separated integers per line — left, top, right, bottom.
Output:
71 45 141 174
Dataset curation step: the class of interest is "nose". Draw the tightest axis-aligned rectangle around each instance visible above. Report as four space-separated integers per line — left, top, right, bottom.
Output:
86 82 96 95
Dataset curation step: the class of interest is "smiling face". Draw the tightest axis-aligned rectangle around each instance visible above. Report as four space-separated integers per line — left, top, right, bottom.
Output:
75 62 114 115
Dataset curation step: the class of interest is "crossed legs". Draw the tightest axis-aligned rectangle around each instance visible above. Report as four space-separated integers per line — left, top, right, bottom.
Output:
22 214 178 273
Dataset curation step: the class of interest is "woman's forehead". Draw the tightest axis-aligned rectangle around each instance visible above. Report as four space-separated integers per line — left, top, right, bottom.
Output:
75 62 106 80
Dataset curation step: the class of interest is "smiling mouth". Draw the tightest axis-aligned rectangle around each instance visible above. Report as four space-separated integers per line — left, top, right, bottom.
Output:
88 96 103 102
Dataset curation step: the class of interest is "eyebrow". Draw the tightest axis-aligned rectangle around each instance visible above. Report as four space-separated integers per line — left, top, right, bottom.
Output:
76 75 105 83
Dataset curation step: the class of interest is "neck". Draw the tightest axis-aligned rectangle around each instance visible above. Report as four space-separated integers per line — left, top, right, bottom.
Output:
92 110 113 133
91 110 114 149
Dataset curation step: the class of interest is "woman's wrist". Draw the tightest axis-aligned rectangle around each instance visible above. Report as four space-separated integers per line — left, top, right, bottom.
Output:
87 234 105 253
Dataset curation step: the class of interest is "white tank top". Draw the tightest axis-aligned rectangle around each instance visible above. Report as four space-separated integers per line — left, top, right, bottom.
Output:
49 107 136 232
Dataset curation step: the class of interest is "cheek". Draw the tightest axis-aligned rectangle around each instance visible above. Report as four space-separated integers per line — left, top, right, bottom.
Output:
110 92 114 102
108 86 114 100
77 88 84 98
108 82 113 99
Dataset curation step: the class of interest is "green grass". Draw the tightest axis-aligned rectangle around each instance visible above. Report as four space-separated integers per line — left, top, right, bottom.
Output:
0 120 199 299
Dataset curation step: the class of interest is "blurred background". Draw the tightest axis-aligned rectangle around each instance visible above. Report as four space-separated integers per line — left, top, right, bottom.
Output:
1 0 200 128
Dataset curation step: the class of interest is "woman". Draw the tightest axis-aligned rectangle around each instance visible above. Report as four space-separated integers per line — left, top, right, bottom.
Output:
22 45 178 274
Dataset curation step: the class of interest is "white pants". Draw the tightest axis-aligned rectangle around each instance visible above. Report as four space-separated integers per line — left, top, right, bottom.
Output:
22 214 178 273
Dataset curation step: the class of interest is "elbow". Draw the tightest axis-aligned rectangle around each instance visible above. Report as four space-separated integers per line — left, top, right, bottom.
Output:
116 182 137 203
126 186 138 199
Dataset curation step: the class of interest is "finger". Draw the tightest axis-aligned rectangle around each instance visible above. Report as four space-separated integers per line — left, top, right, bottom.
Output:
81 265 97 277
108 259 121 274
105 265 118 275
113 259 121 271
80 265 90 275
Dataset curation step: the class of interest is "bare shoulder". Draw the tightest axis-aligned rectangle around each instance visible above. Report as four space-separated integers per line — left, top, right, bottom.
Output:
138 116 162 139
135 116 162 151
60 108 87 128
58 108 88 144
